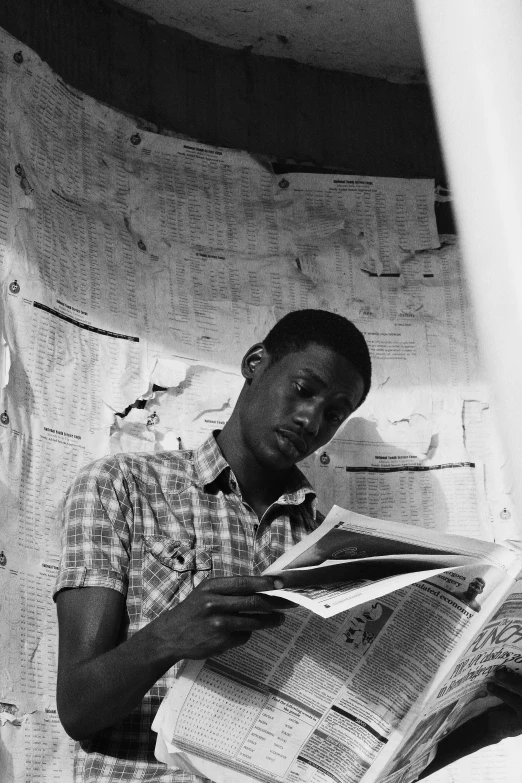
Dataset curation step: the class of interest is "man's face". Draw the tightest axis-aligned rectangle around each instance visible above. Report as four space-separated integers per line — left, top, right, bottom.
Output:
367 603 383 621
238 342 365 471
469 578 485 595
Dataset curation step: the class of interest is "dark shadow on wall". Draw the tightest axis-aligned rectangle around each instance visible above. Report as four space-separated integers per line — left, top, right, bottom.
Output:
0 0 446 179
310 416 450 532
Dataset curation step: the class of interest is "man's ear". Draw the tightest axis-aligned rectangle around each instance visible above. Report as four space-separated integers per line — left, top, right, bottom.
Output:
241 343 267 382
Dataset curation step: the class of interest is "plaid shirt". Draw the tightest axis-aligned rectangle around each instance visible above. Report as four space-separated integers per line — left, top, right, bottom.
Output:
54 432 320 783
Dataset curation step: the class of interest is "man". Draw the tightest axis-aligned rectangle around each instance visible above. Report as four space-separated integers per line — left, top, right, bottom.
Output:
453 576 486 612
54 308 522 782
54 309 371 782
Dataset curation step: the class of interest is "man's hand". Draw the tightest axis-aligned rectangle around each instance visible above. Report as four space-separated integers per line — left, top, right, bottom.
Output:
154 575 287 661
419 669 522 778
485 668 522 740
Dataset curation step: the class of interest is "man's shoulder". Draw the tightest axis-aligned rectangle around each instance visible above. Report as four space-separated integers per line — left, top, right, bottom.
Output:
82 448 194 472
73 449 198 496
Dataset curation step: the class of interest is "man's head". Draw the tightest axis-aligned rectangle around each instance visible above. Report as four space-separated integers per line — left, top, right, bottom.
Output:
262 309 372 407
468 577 486 597
233 309 371 472
363 603 383 622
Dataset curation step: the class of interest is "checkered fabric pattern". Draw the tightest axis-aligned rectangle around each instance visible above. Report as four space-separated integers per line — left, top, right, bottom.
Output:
54 432 320 782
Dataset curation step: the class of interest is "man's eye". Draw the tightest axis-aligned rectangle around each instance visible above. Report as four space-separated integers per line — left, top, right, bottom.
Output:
294 383 311 396
326 411 343 424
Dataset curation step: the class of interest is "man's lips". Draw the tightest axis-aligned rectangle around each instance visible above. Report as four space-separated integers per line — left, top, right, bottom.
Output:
276 429 308 456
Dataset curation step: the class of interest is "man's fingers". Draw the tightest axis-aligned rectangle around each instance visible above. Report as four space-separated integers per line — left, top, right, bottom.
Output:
200 575 283 596
216 611 285 634
222 592 290 615
488 683 522 716
228 632 253 649
488 671 522 733
260 595 299 611
193 576 297 615
484 704 522 738
493 669 522 696
237 612 285 628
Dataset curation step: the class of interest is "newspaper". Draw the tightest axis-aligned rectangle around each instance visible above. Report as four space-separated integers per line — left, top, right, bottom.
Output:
152 506 522 783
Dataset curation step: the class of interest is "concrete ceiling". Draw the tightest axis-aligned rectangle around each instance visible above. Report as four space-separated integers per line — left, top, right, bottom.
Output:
116 0 426 81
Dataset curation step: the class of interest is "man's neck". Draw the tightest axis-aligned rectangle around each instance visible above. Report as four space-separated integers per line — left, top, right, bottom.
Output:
216 424 292 520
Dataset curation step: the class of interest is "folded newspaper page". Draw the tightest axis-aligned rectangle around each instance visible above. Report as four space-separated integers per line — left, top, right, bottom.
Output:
260 507 513 618
379 580 522 783
152 507 522 783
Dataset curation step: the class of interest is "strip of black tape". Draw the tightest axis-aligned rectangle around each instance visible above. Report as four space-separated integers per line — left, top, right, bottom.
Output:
33 302 139 342
346 462 474 473
330 706 388 743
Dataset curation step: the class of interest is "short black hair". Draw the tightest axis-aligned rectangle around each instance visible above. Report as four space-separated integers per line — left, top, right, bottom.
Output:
262 309 372 408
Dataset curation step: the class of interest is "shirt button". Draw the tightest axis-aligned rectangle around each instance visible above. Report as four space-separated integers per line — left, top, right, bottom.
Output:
253 524 259 533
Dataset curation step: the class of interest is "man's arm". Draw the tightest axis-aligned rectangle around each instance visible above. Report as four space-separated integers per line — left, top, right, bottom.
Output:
419 670 522 778
56 575 285 741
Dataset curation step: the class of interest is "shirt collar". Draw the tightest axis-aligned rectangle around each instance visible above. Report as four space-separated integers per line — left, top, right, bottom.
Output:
192 431 317 510
192 431 231 488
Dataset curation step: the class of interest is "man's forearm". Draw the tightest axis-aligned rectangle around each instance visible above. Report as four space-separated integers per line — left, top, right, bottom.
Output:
57 614 176 740
56 575 286 741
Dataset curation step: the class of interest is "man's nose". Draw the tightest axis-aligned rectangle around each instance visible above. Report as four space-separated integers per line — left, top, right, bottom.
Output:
293 402 322 435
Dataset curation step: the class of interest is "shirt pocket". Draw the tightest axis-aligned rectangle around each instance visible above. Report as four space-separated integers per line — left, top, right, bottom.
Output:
141 535 213 620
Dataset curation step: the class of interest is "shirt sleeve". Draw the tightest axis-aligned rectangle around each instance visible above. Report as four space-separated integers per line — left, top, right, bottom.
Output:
53 456 133 600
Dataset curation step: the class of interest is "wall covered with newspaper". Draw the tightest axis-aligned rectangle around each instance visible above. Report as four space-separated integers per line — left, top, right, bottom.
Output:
0 26 519 783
